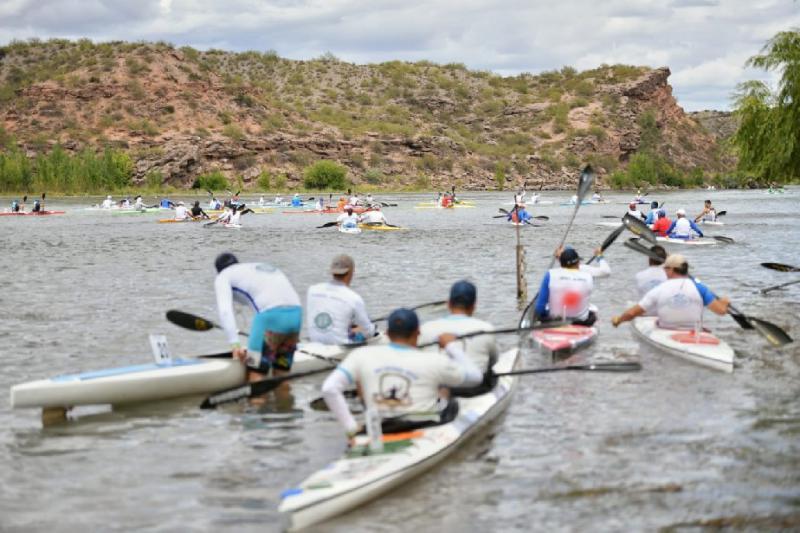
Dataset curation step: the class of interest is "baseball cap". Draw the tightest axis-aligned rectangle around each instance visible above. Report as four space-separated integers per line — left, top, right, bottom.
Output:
676 208 686 216
330 254 354 275
215 252 238 272
651 201 659 208
559 246 581 267
386 308 419 336
664 254 687 269
650 245 667 264
449 280 477 307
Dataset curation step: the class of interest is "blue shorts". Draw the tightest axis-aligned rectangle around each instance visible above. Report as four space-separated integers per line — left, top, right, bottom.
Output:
248 306 303 372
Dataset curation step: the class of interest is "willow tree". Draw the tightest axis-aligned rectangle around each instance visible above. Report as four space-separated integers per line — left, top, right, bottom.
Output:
733 29 800 183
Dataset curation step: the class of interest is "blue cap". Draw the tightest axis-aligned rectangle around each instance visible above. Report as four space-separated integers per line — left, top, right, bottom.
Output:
387 308 419 336
449 280 476 307
559 246 580 267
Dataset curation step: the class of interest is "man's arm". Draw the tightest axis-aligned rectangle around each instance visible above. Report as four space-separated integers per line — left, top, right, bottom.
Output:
322 368 359 435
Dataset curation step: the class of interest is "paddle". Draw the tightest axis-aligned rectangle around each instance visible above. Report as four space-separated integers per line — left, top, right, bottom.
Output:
166 310 249 337
716 210 727 217
761 278 800 294
417 322 568 349
494 361 642 376
41 192 46 211
371 300 447 322
498 208 549 221
712 236 735 244
586 223 626 265
761 262 800 273
621 240 792 346
622 213 656 243
200 322 568 408
623 238 664 261
520 165 595 327
317 221 339 229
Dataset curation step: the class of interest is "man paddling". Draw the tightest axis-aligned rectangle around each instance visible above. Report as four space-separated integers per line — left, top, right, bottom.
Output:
644 201 660 225
214 253 302 387
694 200 717 223
190 200 210 220
306 255 376 345
359 205 389 226
418 280 499 395
667 208 704 239
612 254 730 330
321 308 482 437
652 209 672 236
533 245 610 326
507 204 533 225
627 202 646 220
336 206 359 229
635 245 668 297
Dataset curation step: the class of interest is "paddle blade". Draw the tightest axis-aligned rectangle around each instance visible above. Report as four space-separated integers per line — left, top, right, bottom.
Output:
498 208 510 215
749 317 793 346
761 262 800 273
576 165 595 202
316 221 338 228
622 214 656 243
534 215 550 221
728 311 755 330
713 236 735 244
166 310 216 331
200 384 251 409
601 223 626 251
623 238 664 261
716 210 726 216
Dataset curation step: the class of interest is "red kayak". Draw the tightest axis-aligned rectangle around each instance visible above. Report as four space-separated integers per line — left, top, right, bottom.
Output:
0 211 65 216
532 324 597 358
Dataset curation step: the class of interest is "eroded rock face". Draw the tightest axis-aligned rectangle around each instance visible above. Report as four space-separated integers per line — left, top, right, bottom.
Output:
0 47 726 190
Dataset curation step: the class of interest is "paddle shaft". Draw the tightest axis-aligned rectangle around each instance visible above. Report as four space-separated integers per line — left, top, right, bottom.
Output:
495 362 642 376
761 278 800 294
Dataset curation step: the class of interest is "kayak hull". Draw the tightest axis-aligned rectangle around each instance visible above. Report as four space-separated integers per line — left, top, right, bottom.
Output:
279 348 520 531
339 225 361 234
631 316 734 372
532 324 597 358
357 223 404 231
0 211 65 216
656 236 716 246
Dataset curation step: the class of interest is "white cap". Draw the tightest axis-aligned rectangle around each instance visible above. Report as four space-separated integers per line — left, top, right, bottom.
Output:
676 208 686 216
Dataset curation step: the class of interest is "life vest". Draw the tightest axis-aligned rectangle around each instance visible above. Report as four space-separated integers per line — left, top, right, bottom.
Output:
160 199 171 208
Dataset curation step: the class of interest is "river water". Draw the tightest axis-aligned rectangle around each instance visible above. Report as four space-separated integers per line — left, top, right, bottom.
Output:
1 189 798 531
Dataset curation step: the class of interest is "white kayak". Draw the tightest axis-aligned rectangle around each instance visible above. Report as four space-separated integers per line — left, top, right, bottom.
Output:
595 221 623 228
631 316 734 372
11 337 383 410
656 236 716 246
339 224 361 234
699 220 724 226
278 347 520 530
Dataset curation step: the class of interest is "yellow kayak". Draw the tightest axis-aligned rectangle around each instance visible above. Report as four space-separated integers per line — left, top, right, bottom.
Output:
358 223 406 231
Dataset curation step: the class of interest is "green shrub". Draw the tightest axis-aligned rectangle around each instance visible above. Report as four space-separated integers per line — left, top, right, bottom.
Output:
145 170 164 189
257 170 271 190
364 168 383 184
303 160 348 189
494 163 506 190
193 170 229 191
273 173 287 190
223 124 245 140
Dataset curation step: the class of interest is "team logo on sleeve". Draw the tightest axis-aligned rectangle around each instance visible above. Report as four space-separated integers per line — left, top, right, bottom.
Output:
373 373 412 407
313 312 333 330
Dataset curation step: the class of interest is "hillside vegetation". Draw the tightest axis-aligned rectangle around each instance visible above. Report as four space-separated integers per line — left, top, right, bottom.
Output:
0 39 733 193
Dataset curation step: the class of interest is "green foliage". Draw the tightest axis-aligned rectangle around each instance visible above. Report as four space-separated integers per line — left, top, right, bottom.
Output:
637 110 660 154
193 170 229 191
0 145 132 193
223 124 245 140
732 29 800 183
145 170 164 189
609 153 691 188
363 168 383 184
494 163 506 190
303 160 348 189
257 170 271 190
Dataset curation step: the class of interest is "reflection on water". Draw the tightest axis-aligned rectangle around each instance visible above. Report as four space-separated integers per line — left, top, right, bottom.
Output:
1 189 798 531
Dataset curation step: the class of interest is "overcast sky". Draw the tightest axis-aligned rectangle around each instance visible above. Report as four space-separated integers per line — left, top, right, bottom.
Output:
1 0 798 111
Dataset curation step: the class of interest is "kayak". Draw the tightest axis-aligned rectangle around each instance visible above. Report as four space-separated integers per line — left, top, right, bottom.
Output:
414 204 475 209
10 338 382 410
111 208 161 215
358 223 405 231
559 200 596 206
699 220 724 226
339 224 361 234
416 200 475 206
595 221 623 228
531 324 597 358
284 207 372 215
656 236 716 246
157 218 202 223
631 316 734 372
0 210 65 216
504 200 554 206
206 208 274 215
278 347 520 530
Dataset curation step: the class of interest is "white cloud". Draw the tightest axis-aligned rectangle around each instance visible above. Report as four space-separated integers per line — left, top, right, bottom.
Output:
0 0 798 110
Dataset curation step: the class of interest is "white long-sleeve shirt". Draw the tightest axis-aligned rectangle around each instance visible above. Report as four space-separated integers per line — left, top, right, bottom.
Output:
214 263 301 345
306 280 375 344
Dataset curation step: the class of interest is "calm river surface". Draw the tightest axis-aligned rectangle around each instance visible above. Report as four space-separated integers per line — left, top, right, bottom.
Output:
1 189 798 532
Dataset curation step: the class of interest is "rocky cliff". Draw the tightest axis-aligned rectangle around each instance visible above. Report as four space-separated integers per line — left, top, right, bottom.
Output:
0 40 730 189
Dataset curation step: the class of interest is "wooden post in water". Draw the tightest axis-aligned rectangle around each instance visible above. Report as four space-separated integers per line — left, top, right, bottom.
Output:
515 223 527 308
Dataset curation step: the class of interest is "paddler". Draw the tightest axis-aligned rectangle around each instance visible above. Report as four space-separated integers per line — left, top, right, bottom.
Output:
666 208 703 239
336 196 347 210
306 254 376 345
514 188 526 206
418 280 499 395
507 204 532 225
190 200 209 219
612 254 730 330
321 308 482 437
31 199 41 213
336 206 359 229
291 193 303 207
213 252 303 389
591 190 604 202
694 200 717 223
315 198 324 211
134 196 145 210
10 199 19 212
174 201 191 220
627 201 646 220
359 205 389 226
533 245 610 326
652 209 671 236
160 197 175 209
644 201 660 225
208 196 221 210
102 195 114 209
635 245 668 297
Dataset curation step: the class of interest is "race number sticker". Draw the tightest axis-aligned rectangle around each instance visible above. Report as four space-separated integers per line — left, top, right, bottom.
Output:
149 334 172 365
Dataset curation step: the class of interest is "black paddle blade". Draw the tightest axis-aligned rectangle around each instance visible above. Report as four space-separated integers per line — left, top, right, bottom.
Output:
166 310 216 331
622 213 656 243
623 238 664 261
761 262 800 273
728 310 755 330
577 165 595 201
713 236 735 244
601 223 626 251
716 210 726 216
316 221 338 228
498 207 510 215
749 317 793 346
200 384 251 409
534 215 550 221
201 367 335 408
